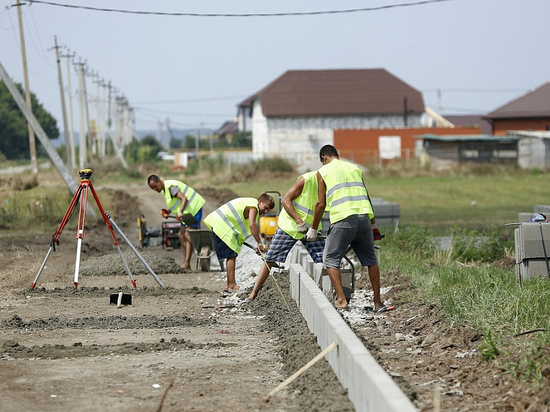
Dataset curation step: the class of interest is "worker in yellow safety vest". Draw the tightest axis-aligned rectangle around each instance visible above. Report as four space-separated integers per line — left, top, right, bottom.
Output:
308 145 388 312
246 171 326 302
147 175 205 270
204 193 274 293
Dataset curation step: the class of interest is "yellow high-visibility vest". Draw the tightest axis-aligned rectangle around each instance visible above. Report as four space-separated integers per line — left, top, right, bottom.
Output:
319 159 373 224
162 180 205 215
278 171 322 239
204 197 258 253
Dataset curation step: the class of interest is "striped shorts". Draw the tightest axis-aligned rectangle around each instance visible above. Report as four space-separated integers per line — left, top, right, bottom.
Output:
265 227 325 264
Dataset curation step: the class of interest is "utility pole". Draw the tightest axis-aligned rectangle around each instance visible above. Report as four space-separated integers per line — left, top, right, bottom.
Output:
76 61 87 168
53 36 73 169
64 50 76 169
16 0 37 175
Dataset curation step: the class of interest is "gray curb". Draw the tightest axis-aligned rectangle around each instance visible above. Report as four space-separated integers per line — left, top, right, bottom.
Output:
288 247 417 412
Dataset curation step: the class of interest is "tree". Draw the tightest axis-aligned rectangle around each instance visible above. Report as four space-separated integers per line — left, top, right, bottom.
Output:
123 134 163 164
0 80 59 159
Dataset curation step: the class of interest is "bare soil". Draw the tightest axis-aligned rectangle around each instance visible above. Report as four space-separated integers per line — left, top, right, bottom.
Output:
1 181 548 411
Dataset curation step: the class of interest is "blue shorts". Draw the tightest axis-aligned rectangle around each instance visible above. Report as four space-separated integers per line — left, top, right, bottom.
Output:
324 215 377 269
181 208 202 229
211 231 237 260
265 227 325 264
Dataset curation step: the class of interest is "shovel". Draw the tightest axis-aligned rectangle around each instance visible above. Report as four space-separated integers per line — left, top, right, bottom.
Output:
110 292 132 308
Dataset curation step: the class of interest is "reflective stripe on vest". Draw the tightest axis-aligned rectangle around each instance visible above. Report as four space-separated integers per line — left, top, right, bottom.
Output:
204 197 257 253
277 171 320 239
320 159 373 224
163 180 205 216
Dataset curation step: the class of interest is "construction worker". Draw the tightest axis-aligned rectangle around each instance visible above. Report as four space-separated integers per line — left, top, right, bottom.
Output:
247 171 326 301
204 194 275 293
307 144 386 311
147 175 205 270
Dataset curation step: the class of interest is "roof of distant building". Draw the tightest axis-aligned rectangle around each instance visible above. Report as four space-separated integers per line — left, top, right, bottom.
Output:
416 134 519 142
486 82 550 119
215 120 238 135
239 68 425 117
442 115 492 134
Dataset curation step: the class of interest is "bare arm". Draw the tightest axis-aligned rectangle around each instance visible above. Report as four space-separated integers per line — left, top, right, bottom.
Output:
175 190 189 215
310 172 326 230
246 206 262 245
281 177 305 225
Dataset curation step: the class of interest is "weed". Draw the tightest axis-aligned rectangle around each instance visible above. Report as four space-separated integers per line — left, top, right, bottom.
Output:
479 331 501 361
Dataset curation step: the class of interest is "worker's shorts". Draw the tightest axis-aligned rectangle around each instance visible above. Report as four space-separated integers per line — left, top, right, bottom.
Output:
323 214 377 269
265 228 325 264
211 231 237 260
181 208 202 229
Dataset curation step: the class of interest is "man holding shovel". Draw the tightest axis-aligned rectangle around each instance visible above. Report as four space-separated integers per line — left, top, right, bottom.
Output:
204 194 274 293
147 175 205 270
247 171 326 301
307 145 386 311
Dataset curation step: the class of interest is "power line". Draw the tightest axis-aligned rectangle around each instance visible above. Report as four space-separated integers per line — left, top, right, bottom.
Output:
20 0 454 17
133 95 247 104
423 88 528 93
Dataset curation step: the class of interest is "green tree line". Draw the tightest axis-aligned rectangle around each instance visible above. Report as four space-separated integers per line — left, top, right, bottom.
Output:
0 80 59 160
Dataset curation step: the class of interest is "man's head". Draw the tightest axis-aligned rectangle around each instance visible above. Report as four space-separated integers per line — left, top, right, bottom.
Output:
147 175 164 192
257 193 275 215
319 145 339 165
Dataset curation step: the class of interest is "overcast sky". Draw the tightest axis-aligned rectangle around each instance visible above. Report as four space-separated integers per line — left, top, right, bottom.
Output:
1 0 548 134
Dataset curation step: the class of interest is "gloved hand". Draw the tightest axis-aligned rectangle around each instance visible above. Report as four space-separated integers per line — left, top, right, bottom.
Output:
176 211 182 221
296 222 308 234
372 225 384 241
161 208 169 219
306 228 318 242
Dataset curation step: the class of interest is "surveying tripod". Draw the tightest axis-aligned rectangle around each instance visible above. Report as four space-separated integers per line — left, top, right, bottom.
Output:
32 168 164 289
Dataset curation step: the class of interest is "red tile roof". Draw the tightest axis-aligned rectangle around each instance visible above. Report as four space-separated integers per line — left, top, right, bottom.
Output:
486 82 550 119
240 69 424 117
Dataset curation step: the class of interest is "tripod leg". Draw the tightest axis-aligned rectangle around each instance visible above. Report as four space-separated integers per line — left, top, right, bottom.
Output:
115 245 137 288
73 185 90 287
108 215 165 288
32 185 84 289
31 246 53 289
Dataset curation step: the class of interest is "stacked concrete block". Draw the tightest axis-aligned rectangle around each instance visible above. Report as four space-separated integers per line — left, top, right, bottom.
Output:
535 205 550 215
371 198 400 227
515 222 550 280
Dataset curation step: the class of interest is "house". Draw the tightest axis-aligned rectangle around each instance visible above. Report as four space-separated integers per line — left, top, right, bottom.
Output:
237 68 425 170
333 126 482 166
214 120 239 143
507 130 550 169
442 115 492 135
485 82 550 136
415 134 519 170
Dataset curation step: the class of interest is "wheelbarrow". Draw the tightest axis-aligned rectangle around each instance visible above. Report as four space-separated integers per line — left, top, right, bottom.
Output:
188 229 225 272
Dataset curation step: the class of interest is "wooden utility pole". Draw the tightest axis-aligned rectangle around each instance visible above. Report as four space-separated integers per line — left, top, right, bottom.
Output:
64 50 77 169
54 36 73 169
16 0 37 175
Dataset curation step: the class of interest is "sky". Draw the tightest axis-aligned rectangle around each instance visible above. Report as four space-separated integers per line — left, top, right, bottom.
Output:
0 0 548 136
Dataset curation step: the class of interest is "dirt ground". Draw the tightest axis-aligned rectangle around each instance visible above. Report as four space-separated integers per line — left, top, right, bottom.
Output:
0 181 548 411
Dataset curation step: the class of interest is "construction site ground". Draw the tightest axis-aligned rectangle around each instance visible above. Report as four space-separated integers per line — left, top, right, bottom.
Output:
0 182 546 411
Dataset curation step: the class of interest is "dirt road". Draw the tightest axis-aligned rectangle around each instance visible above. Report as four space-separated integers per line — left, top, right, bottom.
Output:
0 183 353 412
1 179 546 411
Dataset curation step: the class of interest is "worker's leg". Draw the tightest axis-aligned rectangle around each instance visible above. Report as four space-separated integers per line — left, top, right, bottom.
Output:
178 227 192 269
249 228 295 300
326 267 348 308
225 257 239 292
323 220 354 309
249 261 274 300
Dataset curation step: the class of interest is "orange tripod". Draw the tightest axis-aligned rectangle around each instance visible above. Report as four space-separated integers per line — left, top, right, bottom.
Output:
32 168 164 289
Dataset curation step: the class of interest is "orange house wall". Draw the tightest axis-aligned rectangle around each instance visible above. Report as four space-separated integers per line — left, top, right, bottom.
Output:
491 119 550 136
334 127 481 165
